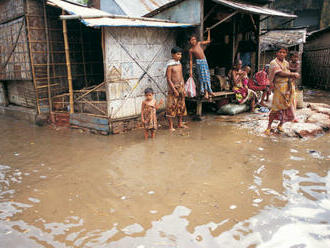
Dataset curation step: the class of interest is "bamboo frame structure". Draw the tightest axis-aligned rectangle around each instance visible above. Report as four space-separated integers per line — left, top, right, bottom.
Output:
62 9 74 114
25 0 41 114
43 0 53 117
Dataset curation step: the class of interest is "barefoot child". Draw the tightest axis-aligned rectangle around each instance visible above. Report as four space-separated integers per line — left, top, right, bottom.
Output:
166 47 188 131
189 29 215 99
288 52 300 122
141 88 163 139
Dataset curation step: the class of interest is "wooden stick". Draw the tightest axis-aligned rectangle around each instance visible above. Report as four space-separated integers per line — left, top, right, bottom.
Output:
80 98 106 115
203 6 216 22
62 10 74 114
75 82 105 102
59 14 176 23
249 14 257 33
26 0 40 114
204 11 238 33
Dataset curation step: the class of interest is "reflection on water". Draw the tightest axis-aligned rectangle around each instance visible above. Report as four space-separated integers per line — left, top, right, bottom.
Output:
0 116 329 247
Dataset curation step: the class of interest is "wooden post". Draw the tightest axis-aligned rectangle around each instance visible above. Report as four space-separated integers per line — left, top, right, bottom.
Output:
232 16 236 65
101 27 110 118
62 10 74 114
26 0 41 114
79 23 88 87
196 101 202 116
255 15 261 72
199 0 204 41
43 0 53 117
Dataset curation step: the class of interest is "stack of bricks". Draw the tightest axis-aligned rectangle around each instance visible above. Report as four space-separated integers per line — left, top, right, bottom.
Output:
53 113 70 127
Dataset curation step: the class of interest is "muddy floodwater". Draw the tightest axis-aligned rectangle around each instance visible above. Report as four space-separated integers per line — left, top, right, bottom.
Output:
0 113 330 247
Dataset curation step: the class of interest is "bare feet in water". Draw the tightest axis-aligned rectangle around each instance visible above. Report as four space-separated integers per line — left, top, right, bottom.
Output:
178 124 189 129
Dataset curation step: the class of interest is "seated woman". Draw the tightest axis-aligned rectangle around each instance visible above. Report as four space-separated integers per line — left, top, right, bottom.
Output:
248 65 271 106
231 60 256 111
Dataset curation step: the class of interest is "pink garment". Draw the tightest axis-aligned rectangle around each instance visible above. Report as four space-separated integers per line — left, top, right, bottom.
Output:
254 70 270 86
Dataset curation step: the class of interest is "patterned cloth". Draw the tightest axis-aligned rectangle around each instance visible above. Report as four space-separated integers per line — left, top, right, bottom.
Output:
269 58 295 122
166 83 187 118
143 100 157 130
233 79 256 104
196 59 213 94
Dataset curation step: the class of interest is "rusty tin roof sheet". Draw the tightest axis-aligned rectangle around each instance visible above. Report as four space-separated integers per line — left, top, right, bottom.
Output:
47 0 193 28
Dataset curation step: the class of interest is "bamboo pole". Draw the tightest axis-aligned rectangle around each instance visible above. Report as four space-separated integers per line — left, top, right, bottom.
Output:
43 0 53 118
25 0 40 114
204 11 238 33
62 9 74 114
75 82 105 101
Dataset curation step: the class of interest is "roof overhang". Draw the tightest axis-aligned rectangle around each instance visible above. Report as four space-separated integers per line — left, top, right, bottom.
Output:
47 0 194 28
146 0 296 18
212 0 297 18
260 28 307 51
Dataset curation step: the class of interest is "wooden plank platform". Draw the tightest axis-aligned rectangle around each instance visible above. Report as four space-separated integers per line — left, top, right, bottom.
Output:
186 91 235 117
186 91 235 102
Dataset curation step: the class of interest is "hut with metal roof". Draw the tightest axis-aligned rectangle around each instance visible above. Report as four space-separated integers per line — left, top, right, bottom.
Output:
0 0 192 133
141 0 296 116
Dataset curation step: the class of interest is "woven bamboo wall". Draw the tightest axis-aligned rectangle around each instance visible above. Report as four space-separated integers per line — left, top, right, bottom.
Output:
0 17 32 80
25 0 104 113
0 0 24 24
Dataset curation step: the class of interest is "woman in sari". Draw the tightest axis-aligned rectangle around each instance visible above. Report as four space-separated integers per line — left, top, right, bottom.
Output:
265 47 300 135
232 60 256 111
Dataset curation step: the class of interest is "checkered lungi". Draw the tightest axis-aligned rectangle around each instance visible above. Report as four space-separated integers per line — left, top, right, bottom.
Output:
196 58 213 95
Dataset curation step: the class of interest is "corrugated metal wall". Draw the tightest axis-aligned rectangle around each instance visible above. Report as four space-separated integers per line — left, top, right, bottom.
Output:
152 0 201 24
104 27 175 119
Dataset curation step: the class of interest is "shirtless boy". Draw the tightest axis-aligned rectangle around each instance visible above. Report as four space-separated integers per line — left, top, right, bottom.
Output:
189 28 215 99
166 47 187 131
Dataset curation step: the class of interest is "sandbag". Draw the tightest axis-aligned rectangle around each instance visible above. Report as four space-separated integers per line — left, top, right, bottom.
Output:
217 104 249 115
185 77 197 98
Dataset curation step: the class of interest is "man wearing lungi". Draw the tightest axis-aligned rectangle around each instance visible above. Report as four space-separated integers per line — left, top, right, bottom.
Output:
189 28 215 99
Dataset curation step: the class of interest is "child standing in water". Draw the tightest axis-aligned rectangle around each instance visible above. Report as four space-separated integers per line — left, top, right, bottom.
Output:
166 47 188 131
141 88 163 139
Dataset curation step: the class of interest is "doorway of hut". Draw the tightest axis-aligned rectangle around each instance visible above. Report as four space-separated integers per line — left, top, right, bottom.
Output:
49 14 105 125
203 0 259 92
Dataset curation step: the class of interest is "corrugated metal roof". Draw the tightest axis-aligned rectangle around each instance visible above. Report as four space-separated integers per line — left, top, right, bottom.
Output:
212 0 297 18
114 0 175 17
260 29 307 51
47 0 193 28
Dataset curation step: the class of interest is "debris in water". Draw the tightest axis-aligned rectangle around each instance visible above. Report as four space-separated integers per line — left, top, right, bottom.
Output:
308 150 324 159
196 235 203 241
290 156 305 161
253 199 263 203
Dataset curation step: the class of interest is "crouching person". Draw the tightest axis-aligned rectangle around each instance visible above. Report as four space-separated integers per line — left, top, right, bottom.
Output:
166 47 188 131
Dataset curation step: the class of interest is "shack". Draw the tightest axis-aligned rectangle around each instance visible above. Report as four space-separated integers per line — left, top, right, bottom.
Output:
0 0 192 133
260 28 307 70
145 0 296 116
303 26 330 90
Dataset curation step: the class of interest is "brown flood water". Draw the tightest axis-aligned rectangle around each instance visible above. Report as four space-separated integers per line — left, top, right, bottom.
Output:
0 111 330 247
